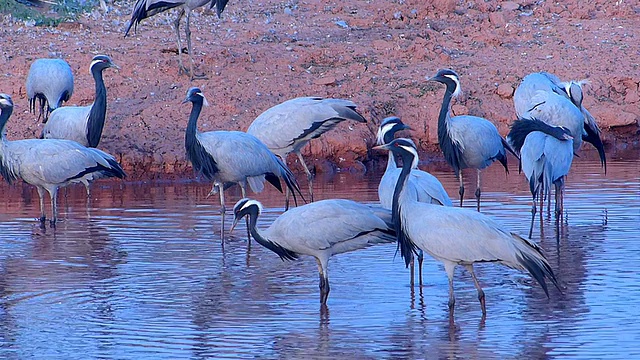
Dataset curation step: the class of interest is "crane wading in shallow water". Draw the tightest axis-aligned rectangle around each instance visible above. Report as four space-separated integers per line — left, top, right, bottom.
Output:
429 69 517 211
507 118 574 238
230 198 396 305
182 87 302 240
0 94 126 227
247 96 367 206
26 58 74 123
125 0 230 80
374 138 559 316
376 116 453 286
513 72 606 173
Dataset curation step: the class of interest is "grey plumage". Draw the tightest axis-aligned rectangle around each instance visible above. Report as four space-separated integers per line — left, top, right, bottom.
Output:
508 119 574 238
429 69 517 211
42 55 119 148
374 138 559 316
182 87 303 239
26 58 74 122
376 116 453 286
247 96 367 203
513 72 606 172
0 94 126 227
231 198 396 304
125 0 230 79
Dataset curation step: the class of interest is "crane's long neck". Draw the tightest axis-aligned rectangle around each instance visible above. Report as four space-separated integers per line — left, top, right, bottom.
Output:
386 150 396 171
391 150 418 268
246 210 298 261
86 68 108 148
0 106 12 140
184 99 219 180
437 83 463 174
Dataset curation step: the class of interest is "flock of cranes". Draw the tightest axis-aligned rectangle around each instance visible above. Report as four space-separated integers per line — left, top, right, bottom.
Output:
0 0 608 315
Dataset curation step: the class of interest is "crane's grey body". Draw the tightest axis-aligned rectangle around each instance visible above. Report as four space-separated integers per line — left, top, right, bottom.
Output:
429 69 514 210
508 119 574 238
514 72 605 170
183 87 301 239
247 96 367 203
42 55 119 149
231 198 395 304
375 138 558 316
125 0 229 79
0 94 125 226
26 58 74 122
376 117 453 287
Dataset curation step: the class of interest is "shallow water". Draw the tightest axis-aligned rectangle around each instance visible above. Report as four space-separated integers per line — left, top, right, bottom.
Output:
0 160 639 359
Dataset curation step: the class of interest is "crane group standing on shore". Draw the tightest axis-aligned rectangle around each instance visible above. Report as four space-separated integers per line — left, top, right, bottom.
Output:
0 0 611 317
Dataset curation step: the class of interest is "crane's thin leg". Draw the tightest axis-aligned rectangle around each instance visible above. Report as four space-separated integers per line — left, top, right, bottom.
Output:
284 186 290 211
296 151 314 203
240 185 251 245
458 172 464 207
173 9 188 76
49 188 58 228
185 11 206 80
409 256 415 287
417 249 424 287
218 184 226 242
316 259 330 305
36 187 46 224
444 262 456 314
475 169 481 212
464 264 486 315
529 196 536 239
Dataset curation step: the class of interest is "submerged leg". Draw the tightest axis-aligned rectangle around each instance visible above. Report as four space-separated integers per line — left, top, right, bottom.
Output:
409 256 415 287
49 187 58 228
239 184 251 244
36 187 46 223
444 262 456 314
464 264 486 315
316 258 330 304
475 169 482 212
173 9 187 75
417 250 424 286
296 151 314 203
458 172 465 207
529 196 536 239
218 183 226 241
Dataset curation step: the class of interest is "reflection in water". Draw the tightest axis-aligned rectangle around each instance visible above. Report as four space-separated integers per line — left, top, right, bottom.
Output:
0 160 639 358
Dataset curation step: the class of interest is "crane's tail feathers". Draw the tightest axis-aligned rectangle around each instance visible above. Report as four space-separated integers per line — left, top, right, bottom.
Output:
105 158 127 179
212 0 230 18
124 0 181 36
496 152 509 174
274 157 307 206
340 106 367 123
512 233 560 297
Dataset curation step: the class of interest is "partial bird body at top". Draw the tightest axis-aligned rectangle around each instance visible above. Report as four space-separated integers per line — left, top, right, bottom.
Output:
429 69 517 211
125 0 230 79
26 58 74 122
247 96 367 205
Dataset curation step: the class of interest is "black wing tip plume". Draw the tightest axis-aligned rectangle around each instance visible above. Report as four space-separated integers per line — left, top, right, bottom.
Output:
214 0 230 18
517 247 561 298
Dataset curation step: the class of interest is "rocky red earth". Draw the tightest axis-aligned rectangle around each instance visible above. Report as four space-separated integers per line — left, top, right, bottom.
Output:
1 0 638 179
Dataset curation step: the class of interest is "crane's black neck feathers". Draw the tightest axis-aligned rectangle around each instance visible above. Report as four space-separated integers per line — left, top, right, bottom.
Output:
184 99 219 180
244 206 299 261
436 81 465 174
582 122 606 174
86 65 108 148
507 118 572 154
390 143 420 268
0 103 16 184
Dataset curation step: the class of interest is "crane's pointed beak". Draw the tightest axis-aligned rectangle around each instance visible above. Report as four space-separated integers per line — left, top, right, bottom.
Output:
229 217 240 233
373 144 391 151
110 62 121 70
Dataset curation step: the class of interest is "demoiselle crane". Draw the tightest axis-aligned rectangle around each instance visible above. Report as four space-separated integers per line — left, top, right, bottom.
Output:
376 116 453 286
508 119 574 238
26 58 74 122
230 198 396 305
514 72 606 171
429 69 517 211
247 97 367 205
182 87 302 239
0 94 126 227
125 0 230 79
374 138 559 316
42 55 119 148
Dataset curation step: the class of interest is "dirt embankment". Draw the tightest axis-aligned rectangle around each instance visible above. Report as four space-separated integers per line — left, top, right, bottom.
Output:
1 0 638 179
